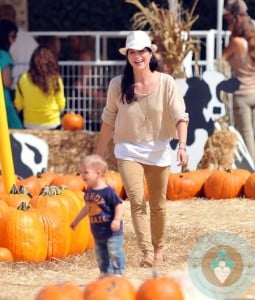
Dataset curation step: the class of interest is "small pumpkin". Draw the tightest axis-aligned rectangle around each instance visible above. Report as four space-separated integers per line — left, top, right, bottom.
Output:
136 273 184 300
35 282 83 300
84 275 136 300
0 247 13 262
2 184 32 208
61 112 84 131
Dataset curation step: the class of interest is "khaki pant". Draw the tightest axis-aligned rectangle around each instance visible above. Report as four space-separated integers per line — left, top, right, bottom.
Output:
117 159 169 255
233 93 255 162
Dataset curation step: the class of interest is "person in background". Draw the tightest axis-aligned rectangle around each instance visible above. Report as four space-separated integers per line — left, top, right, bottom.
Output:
63 34 106 131
70 154 125 276
14 46 66 129
222 0 255 161
0 19 23 129
37 35 62 60
96 31 189 267
0 3 38 90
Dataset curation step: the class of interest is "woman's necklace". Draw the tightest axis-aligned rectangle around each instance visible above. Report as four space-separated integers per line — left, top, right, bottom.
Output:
135 77 153 122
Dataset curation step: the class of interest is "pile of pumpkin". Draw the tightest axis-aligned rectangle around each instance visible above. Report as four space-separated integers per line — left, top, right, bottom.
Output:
34 272 185 300
1 167 255 263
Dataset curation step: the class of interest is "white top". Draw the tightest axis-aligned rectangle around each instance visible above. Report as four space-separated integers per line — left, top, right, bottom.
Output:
10 29 38 87
114 140 172 167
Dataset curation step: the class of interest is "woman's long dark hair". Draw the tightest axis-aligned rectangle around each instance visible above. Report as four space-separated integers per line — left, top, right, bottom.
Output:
120 48 159 104
0 19 17 51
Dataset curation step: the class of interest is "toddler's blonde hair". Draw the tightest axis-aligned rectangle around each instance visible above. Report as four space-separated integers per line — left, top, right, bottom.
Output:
80 154 108 175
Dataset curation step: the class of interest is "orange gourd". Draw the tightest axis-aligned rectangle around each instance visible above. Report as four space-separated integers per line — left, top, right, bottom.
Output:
0 202 47 262
166 170 206 200
61 112 84 131
35 282 83 300
203 169 249 199
2 184 32 208
105 170 124 197
29 206 71 260
50 172 86 191
0 247 13 262
84 275 136 300
244 172 255 198
136 274 184 300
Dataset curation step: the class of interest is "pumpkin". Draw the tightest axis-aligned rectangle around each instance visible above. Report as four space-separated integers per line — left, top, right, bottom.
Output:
84 275 136 300
136 274 184 300
166 169 207 200
60 187 90 254
61 112 84 131
30 186 90 255
105 170 124 197
17 169 57 197
0 202 47 262
0 200 9 217
35 282 83 300
50 172 86 191
0 247 13 262
203 169 247 199
29 206 71 260
2 184 32 208
244 172 255 198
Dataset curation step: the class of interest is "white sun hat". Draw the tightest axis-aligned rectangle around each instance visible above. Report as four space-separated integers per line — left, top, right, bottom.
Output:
119 31 157 55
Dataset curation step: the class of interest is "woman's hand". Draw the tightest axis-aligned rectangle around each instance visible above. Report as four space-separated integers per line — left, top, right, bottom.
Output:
177 147 188 167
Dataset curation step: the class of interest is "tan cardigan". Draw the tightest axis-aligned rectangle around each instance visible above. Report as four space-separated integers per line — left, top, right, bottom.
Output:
102 72 189 144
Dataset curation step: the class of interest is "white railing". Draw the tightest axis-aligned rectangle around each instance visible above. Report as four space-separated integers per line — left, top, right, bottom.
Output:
25 30 231 131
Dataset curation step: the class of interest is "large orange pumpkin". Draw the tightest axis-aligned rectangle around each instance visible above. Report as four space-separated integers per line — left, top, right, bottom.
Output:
61 112 84 131
0 202 47 262
136 275 184 300
29 206 71 260
166 170 207 200
203 169 247 199
84 275 136 300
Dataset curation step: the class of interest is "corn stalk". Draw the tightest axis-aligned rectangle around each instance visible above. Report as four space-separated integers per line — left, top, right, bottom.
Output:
125 0 200 77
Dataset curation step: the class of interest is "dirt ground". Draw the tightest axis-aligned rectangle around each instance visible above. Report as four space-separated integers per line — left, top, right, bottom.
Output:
1 198 255 300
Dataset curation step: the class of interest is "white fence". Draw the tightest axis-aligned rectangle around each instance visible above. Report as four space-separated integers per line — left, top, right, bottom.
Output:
28 30 231 131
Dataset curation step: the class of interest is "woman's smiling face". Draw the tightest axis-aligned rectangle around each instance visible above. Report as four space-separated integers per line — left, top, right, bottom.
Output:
127 48 152 70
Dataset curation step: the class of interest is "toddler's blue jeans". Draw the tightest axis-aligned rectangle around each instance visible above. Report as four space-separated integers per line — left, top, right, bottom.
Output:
94 234 125 275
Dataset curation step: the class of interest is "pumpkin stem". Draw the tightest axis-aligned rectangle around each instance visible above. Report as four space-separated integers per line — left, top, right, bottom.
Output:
152 269 159 278
9 184 19 194
17 201 28 211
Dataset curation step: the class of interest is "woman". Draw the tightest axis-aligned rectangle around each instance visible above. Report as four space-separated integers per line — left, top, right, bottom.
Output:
222 5 255 162
96 31 189 267
0 19 23 129
14 46 66 129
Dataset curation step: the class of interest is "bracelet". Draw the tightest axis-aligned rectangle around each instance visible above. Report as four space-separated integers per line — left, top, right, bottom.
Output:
178 146 186 151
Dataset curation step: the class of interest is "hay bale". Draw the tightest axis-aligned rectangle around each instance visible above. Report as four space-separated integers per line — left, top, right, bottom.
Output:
9 130 117 174
197 129 238 170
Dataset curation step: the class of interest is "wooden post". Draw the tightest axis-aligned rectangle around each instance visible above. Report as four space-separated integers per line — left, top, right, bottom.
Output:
0 70 16 192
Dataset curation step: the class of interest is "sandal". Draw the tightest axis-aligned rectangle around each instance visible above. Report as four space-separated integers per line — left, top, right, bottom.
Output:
154 251 166 266
139 252 154 268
